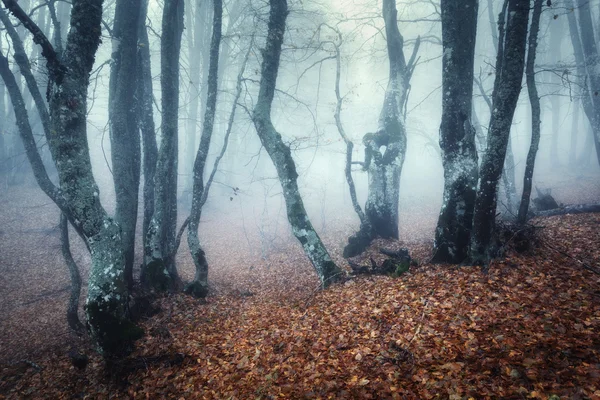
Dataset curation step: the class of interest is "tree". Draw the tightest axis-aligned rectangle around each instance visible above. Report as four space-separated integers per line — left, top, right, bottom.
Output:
469 0 530 264
252 0 343 287
432 0 479 264
136 0 159 267
573 0 600 166
143 0 185 291
0 0 141 356
344 0 420 257
186 0 223 298
109 0 142 289
517 0 543 224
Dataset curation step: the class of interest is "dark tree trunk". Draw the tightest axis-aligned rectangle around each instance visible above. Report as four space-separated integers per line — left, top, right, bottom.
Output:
432 0 479 264
0 0 142 356
109 0 141 289
60 213 84 334
252 0 343 287
517 0 543 225
185 0 222 298
575 0 600 166
136 0 158 266
469 0 530 264
143 0 185 292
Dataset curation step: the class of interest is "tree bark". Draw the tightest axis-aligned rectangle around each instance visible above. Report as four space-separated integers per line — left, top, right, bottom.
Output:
432 0 479 264
469 0 530 265
252 0 343 287
575 0 600 166
109 0 141 289
517 0 543 225
143 0 185 292
60 213 84 334
362 0 419 241
185 0 222 298
1 0 142 356
135 0 158 266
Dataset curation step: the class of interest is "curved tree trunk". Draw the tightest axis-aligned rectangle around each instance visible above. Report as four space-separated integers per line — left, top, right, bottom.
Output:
109 0 141 289
432 0 479 264
60 213 84 334
469 0 530 265
252 0 343 288
143 0 185 292
1 0 141 356
363 0 418 240
186 0 222 298
517 0 543 225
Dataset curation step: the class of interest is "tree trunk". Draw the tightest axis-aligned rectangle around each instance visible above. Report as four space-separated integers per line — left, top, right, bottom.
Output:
0 0 142 356
569 99 580 166
186 0 222 298
362 0 419 241
469 0 530 264
143 0 185 292
517 0 543 225
60 213 84 334
432 0 479 264
252 0 343 288
136 0 158 266
109 0 141 289
183 0 212 209
575 0 600 167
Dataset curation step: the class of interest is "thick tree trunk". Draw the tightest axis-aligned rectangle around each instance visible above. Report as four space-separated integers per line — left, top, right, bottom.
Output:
252 0 343 288
143 0 184 292
1 0 142 356
517 0 543 225
363 0 418 240
575 0 600 167
469 0 529 264
109 0 141 289
432 0 479 264
136 0 158 266
186 0 222 298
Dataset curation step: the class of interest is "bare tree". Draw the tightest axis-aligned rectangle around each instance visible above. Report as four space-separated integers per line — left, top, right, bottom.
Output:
343 0 420 257
517 0 543 224
432 0 479 264
0 0 142 356
469 0 530 265
137 0 158 267
252 0 343 287
186 0 223 298
143 0 185 291
109 0 142 288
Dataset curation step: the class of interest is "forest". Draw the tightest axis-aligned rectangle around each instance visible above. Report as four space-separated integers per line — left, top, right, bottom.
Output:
0 0 599 398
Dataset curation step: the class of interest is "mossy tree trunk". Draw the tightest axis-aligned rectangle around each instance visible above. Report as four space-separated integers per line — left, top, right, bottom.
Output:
252 0 343 287
469 0 530 265
432 0 479 264
0 0 142 356
345 0 419 256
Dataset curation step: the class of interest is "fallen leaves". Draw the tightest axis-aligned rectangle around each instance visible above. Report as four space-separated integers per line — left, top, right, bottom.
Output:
1 185 600 399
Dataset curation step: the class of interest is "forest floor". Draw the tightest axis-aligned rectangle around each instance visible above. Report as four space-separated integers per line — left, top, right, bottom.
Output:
1 172 600 399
